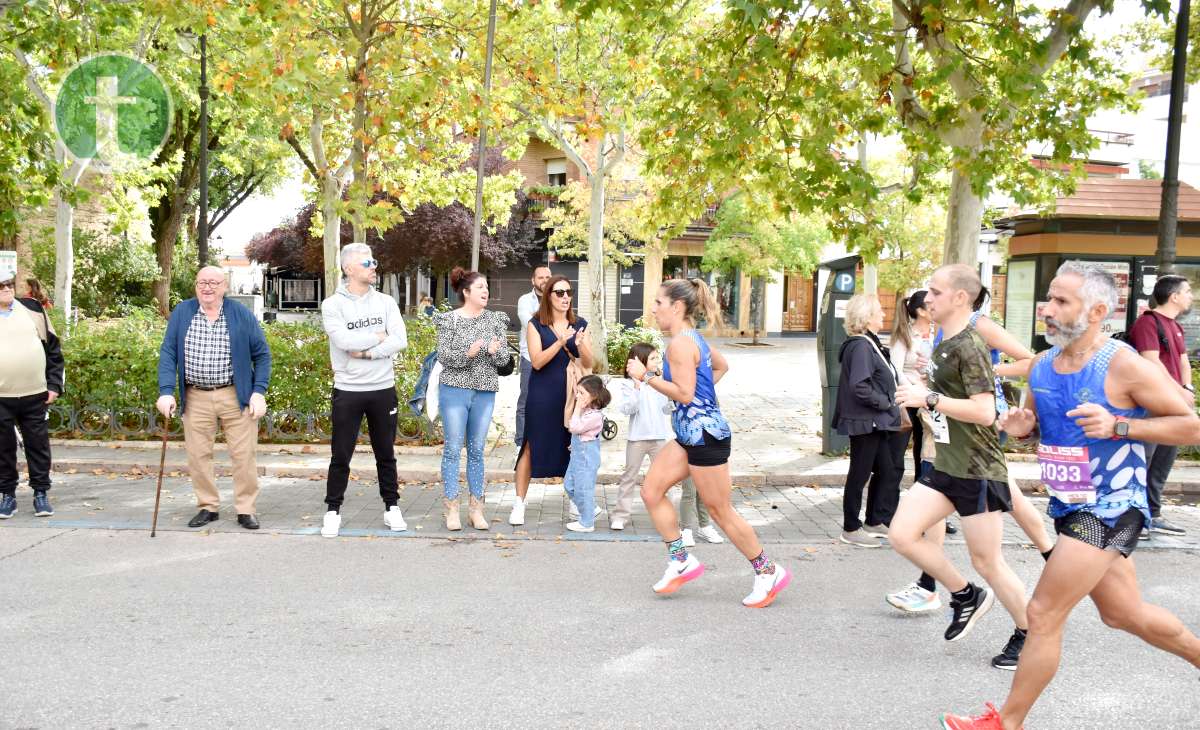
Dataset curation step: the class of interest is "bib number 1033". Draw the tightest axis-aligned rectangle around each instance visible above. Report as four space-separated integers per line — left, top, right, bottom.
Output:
1037 444 1096 504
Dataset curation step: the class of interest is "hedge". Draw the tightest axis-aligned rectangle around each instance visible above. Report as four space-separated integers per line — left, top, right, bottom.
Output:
54 308 438 442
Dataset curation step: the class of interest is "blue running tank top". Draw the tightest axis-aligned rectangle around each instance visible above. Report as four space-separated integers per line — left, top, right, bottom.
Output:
935 311 1007 415
1029 339 1150 527
662 329 732 446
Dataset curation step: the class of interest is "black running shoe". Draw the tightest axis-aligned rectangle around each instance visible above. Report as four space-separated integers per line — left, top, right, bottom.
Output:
944 585 995 642
990 628 1026 670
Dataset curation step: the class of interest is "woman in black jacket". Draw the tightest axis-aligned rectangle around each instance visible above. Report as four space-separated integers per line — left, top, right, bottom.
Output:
832 294 902 547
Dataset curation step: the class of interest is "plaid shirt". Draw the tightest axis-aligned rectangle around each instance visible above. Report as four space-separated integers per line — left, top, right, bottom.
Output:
183 308 234 387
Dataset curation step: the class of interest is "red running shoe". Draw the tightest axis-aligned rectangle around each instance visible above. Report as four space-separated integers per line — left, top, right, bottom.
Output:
940 703 1021 730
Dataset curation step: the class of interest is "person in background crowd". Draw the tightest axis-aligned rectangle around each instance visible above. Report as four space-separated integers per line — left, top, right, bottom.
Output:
833 294 902 548
1129 274 1193 538
563 375 611 533
0 267 63 519
510 274 592 526
515 265 552 454
23 277 52 310
433 267 511 531
419 294 435 318
157 267 271 530
889 290 934 484
318 243 409 538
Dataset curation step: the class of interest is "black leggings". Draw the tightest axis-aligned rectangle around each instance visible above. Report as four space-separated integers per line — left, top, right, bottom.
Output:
843 430 902 532
906 407 924 484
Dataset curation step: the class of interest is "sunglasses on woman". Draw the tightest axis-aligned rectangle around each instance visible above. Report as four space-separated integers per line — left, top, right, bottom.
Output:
551 288 572 298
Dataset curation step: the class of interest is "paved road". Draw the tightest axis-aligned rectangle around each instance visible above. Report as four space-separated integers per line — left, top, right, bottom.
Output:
1 528 1197 729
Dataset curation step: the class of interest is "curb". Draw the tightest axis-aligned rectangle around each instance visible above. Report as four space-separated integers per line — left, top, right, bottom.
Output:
35 459 1200 498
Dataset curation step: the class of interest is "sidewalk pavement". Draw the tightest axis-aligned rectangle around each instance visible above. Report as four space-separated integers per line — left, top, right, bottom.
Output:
30 435 1200 498
11 444 1200 551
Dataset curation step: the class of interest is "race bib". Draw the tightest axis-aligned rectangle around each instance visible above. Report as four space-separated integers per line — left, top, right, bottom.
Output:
1037 444 1096 504
929 409 950 444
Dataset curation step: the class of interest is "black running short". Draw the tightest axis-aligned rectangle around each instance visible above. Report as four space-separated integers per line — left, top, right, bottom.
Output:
1054 508 1143 558
919 469 1012 517
678 432 732 467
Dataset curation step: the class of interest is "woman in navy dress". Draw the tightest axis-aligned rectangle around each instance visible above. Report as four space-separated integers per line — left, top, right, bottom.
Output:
509 274 593 525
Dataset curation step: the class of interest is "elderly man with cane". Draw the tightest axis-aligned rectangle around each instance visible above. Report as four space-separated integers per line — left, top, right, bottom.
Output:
156 266 271 530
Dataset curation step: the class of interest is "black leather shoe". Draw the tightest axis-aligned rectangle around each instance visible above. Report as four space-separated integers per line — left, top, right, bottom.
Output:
237 514 260 530
188 509 219 528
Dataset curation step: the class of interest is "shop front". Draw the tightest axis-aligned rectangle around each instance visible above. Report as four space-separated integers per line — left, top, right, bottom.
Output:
998 179 1200 353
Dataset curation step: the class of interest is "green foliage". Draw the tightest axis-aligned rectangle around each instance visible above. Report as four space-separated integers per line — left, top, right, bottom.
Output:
54 311 439 442
1138 159 1163 180
606 316 664 375
702 196 824 280
33 227 159 316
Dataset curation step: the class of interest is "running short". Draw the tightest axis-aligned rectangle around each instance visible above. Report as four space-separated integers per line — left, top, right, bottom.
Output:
919 468 1012 517
678 432 731 467
1054 508 1143 558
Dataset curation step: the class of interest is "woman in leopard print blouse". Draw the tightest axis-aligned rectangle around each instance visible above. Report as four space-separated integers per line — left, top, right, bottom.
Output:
433 268 511 531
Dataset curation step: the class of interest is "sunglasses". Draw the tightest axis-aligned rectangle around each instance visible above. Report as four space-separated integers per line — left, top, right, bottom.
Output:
0 281 14 290
360 258 379 268
551 289 572 298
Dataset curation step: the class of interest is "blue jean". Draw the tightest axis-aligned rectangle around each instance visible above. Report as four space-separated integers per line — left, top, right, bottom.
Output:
439 384 496 499
564 435 601 527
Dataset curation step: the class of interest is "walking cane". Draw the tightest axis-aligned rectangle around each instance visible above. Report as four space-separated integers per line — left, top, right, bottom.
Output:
151 412 169 538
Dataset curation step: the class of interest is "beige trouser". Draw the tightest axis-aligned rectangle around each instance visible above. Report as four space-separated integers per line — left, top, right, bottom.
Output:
612 439 668 522
182 386 260 514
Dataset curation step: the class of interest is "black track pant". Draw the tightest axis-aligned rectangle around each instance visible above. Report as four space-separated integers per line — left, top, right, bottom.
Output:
0 393 51 495
325 387 399 511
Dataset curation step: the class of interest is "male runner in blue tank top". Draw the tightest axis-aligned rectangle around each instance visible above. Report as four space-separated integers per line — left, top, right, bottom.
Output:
942 262 1200 730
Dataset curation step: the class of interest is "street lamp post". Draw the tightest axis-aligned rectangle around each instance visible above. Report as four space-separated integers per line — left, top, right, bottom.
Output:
1155 0 1191 276
198 32 210 267
470 0 499 273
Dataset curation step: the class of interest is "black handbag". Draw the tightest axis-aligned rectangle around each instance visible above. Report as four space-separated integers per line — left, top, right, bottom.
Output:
496 344 517 376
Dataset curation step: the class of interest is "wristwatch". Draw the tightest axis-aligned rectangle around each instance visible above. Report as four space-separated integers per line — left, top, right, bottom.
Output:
925 392 941 412
642 370 660 384
1113 416 1131 440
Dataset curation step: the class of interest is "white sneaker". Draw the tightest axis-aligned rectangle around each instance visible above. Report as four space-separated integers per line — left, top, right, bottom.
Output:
383 506 407 532
695 524 724 544
321 511 341 538
742 564 791 608
886 582 943 613
652 554 705 594
569 501 580 519
565 521 594 533
610 518 626 531
509 499 525 526
569 503 602 521
681 528 696 547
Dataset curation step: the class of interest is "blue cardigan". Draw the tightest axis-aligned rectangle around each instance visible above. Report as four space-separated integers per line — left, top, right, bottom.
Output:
158 298 272 413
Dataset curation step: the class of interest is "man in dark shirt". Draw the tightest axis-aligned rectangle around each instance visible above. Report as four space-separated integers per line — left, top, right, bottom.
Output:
1128 275 1194 538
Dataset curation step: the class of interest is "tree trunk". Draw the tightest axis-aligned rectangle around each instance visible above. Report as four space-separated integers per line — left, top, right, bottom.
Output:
152 197 189 316
321 176 343 297
587 173 607 371
943 168 983 268
53 157 87 320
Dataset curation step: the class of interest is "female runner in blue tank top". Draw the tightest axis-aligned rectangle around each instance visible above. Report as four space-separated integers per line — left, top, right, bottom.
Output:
625 278 790 608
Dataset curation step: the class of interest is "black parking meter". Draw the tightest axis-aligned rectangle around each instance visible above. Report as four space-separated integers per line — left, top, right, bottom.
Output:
816 255 860 455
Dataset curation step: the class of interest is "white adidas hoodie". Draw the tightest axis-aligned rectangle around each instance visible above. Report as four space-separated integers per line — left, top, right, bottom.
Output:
321 284 408 391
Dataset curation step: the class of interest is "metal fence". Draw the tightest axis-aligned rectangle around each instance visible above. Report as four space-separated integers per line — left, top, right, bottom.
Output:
47 405 436 443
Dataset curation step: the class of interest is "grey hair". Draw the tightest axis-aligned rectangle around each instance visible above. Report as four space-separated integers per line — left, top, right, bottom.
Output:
339 242 374 278
1056 261 1117 315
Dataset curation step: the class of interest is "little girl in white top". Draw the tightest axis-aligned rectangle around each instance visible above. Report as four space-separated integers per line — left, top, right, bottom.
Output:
611 343 675 531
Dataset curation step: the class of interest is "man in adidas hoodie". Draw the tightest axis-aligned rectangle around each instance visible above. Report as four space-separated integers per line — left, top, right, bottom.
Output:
319 243 409 538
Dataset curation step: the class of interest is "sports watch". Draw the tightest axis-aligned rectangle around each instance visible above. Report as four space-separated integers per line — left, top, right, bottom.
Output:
1113 416 1130 440
925 392 941 412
